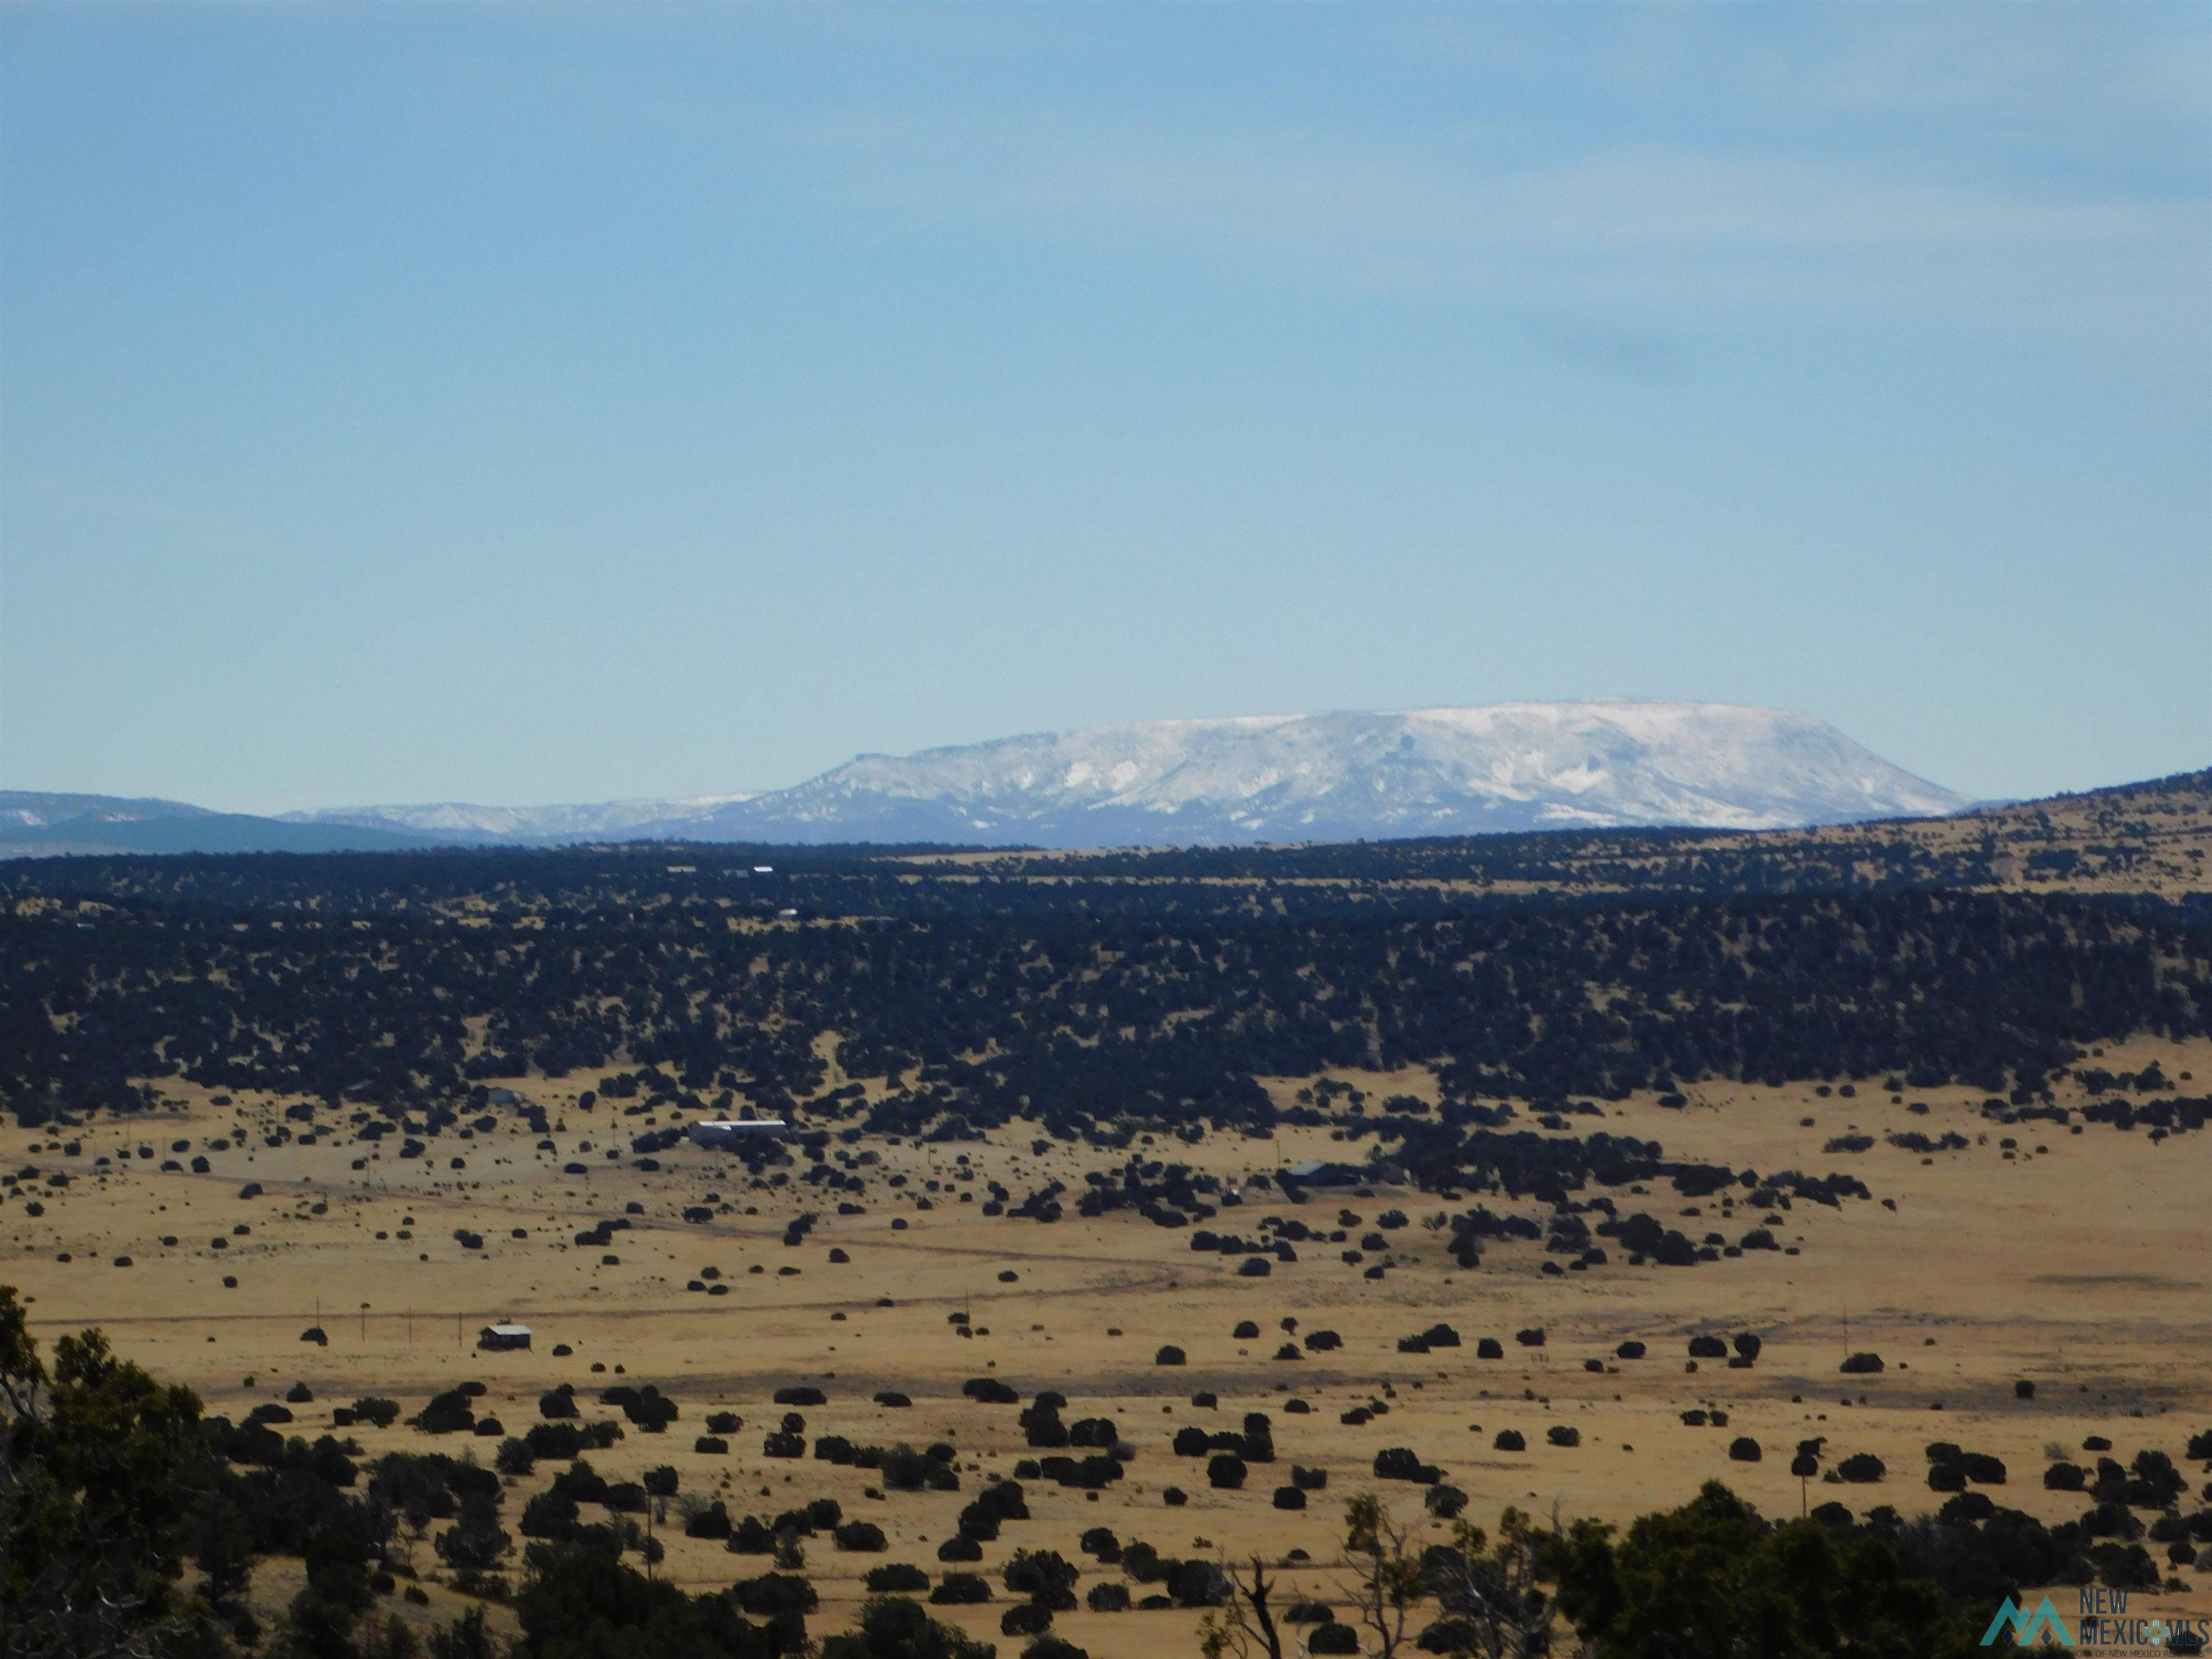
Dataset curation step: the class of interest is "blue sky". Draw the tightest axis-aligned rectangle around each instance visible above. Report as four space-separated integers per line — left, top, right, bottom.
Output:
3 3 2206 813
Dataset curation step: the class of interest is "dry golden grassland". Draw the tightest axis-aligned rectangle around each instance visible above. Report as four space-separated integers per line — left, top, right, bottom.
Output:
5 1035 2210 1651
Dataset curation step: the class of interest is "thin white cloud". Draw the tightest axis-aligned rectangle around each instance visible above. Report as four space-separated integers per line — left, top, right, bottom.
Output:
793 109 2207 351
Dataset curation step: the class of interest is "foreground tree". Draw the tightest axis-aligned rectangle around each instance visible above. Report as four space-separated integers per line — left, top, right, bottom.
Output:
515 1531 795 1659
1199 1557 1287 1659
1341 1494 1427 1659
1546 1482 1981 1658
3 1288 496 1659
1423 1509 1555 1659
819 1596 997 1659
0 1285 232 1659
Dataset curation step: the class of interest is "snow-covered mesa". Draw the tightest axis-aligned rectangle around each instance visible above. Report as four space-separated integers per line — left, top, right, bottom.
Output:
669 702 1965 846
284 702 1956 848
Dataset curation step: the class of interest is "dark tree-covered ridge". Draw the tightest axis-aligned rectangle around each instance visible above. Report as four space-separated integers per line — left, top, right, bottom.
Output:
1 840 2204 1135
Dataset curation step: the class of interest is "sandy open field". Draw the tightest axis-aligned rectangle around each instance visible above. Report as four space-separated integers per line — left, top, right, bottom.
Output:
5 1033 2209 1650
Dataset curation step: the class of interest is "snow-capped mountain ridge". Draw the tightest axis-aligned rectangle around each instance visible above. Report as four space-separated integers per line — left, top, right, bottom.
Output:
671 701 1965 845
282 796 755 843
25 702 1966 854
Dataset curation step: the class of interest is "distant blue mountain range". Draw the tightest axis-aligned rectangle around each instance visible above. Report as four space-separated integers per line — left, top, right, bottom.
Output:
0 792 433 857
